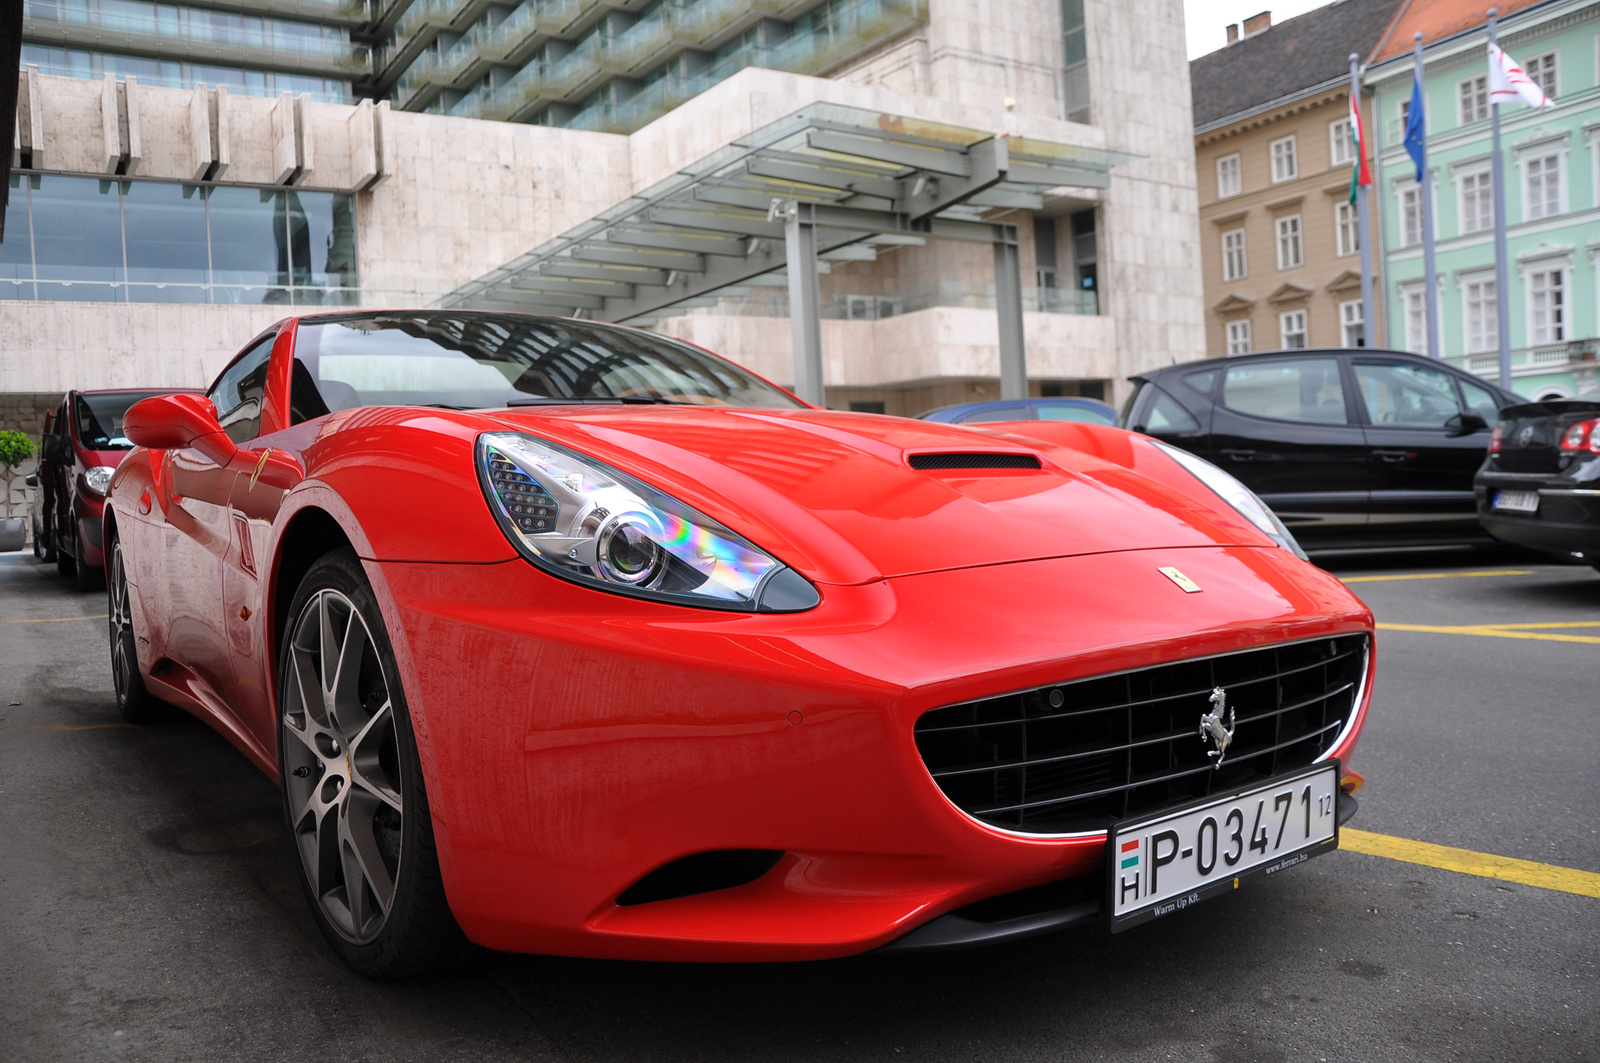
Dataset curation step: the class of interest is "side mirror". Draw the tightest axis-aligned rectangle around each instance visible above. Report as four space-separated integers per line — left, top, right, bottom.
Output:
1448 412 1489 437
124 394 238 467
24 473 37 487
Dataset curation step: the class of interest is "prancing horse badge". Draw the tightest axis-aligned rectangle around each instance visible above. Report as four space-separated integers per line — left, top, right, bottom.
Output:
1158 566 1202 593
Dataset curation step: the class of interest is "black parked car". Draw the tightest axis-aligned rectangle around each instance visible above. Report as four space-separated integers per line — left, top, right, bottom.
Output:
1474 395 1600 569
1122 349 1521 550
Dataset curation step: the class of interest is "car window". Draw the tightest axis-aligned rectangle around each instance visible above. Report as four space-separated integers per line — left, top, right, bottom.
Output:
1222 358 1348 424
209 335 277 444
1037 404 1114 425
1354 362 1460 428
1181 369 1219 398
75 393 155 451
959 405 1033 423
1459 379 1501 423
1141 387 1200 434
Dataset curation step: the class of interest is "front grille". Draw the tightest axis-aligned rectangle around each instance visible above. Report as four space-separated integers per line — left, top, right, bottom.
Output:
914 635 1367 835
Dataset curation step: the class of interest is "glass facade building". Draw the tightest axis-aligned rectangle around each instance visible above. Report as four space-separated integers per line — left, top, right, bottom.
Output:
19 0 932 131
1 174 357 304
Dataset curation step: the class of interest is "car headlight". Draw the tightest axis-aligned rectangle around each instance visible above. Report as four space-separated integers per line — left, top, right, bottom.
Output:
1151 441 1308 560
83 465 116 496
476 432 820 612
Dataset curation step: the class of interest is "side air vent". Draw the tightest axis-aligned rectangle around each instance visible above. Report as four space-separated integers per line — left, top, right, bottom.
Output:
908 453 1042 470
615 849 784 906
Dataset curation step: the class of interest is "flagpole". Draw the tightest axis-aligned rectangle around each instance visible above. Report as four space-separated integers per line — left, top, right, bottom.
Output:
1351 53 1376 348
1413 33 1441 359
1488 8 1513 389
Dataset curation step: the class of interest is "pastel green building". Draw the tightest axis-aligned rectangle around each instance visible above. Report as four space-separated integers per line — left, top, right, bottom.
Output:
1367 0 1600 399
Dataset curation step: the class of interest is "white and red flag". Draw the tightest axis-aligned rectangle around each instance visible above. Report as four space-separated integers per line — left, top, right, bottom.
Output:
1346 93 1372 205
1488 43 1553 109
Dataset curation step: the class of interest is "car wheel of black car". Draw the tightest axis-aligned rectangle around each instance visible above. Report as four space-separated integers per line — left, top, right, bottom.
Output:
108 538 164 725
278 548 467 979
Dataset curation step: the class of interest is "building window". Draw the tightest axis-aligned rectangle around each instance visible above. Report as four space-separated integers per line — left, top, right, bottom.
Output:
1525 52 1557 99
1403 287 1426 353
1275 215 1303 270
1222 228 1247 281
1061 0 1089 124
0 173 358 303
1460 170 1493 234
1279 309 1308 349
1226 319 1252 354
1270 135 1298 182
1530 268 1565 344
1217 153 1241 198
1340 300 1364 347
1400 184 1421 247
1329 118 1352 166
1525 153 1561 220
1465 278 1496 353
1458 75 1488 124
1335 201 1360 257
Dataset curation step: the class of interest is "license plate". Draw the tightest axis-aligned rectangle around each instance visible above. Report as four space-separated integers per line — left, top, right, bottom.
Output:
1494 490 1539 513
1107 762 1340 931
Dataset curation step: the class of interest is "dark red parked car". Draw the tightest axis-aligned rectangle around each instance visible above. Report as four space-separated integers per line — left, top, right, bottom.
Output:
34 388 202 589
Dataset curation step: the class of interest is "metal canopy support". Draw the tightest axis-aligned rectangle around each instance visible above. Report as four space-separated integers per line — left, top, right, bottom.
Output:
993 224 1027 401
785 202 825 406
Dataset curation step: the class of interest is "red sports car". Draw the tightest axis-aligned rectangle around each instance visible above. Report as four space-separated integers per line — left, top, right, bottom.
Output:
110 311 1374 978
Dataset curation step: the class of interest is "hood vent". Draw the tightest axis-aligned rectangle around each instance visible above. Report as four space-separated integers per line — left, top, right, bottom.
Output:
908 452 1042 470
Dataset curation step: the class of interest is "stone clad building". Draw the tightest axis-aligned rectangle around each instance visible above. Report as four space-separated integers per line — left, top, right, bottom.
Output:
1191 0 1401 357
2 0 1203 461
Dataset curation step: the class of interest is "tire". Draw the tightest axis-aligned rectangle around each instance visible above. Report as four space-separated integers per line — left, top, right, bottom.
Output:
56 522 76 578
277 549 466 979
74 537 105 593
108 538 165 724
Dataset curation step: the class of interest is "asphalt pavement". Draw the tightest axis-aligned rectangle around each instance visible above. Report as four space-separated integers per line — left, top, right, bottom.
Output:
1 546 1596 1063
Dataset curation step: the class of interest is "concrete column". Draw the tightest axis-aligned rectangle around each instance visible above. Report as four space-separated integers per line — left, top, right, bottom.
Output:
784 201 825 406
994 223 1027 401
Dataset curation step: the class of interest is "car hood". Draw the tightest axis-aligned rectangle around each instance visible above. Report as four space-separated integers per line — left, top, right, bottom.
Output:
467 406 1274 585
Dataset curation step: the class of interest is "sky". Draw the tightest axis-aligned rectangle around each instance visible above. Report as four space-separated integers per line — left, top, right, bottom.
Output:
1183 0 1340 58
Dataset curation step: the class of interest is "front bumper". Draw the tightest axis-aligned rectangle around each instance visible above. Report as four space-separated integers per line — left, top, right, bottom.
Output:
371 544 1373 961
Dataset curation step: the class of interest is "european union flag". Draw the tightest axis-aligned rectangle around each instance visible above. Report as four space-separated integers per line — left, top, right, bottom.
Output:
1404 72 1427 182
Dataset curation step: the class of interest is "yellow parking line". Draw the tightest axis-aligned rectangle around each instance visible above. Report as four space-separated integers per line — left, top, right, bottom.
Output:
1376 621 1600 645
1340 569 1533 584
0 722 135 739
0 615 108 624
1342 828 1600 899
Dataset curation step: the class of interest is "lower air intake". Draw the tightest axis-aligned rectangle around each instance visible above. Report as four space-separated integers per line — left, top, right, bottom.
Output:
615 849 784 906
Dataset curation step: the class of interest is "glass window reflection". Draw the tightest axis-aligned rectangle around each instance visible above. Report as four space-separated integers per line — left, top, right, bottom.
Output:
123 180 209 302
0 177 355 304
0 176 34 300
32 176 124 301
209 185 290 301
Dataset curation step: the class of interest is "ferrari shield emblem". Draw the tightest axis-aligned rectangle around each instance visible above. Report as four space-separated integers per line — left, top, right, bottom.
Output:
1158 566 1202 593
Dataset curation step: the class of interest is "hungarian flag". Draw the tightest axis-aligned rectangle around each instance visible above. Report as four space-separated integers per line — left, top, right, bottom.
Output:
1489 44 1553 109
1347 93 1373 205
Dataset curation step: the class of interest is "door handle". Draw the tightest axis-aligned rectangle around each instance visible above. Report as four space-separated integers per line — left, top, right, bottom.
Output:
1220 449 1256 462
1373 449 1415 463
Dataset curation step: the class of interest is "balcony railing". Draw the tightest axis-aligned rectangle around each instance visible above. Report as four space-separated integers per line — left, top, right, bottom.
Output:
23 0 358 62
1454 340 1599 378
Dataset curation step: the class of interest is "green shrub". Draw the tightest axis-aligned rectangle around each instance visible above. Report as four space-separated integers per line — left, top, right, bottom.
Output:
0 430 38 470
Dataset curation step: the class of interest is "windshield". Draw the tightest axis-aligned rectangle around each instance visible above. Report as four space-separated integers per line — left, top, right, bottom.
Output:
289 313 803 417
75 391 171 451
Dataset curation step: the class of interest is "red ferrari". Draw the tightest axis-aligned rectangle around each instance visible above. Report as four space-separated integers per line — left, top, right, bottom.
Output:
109 311 1374 977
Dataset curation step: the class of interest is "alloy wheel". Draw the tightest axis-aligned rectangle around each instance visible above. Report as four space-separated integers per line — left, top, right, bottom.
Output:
281 589 405 944
108 542 135 703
